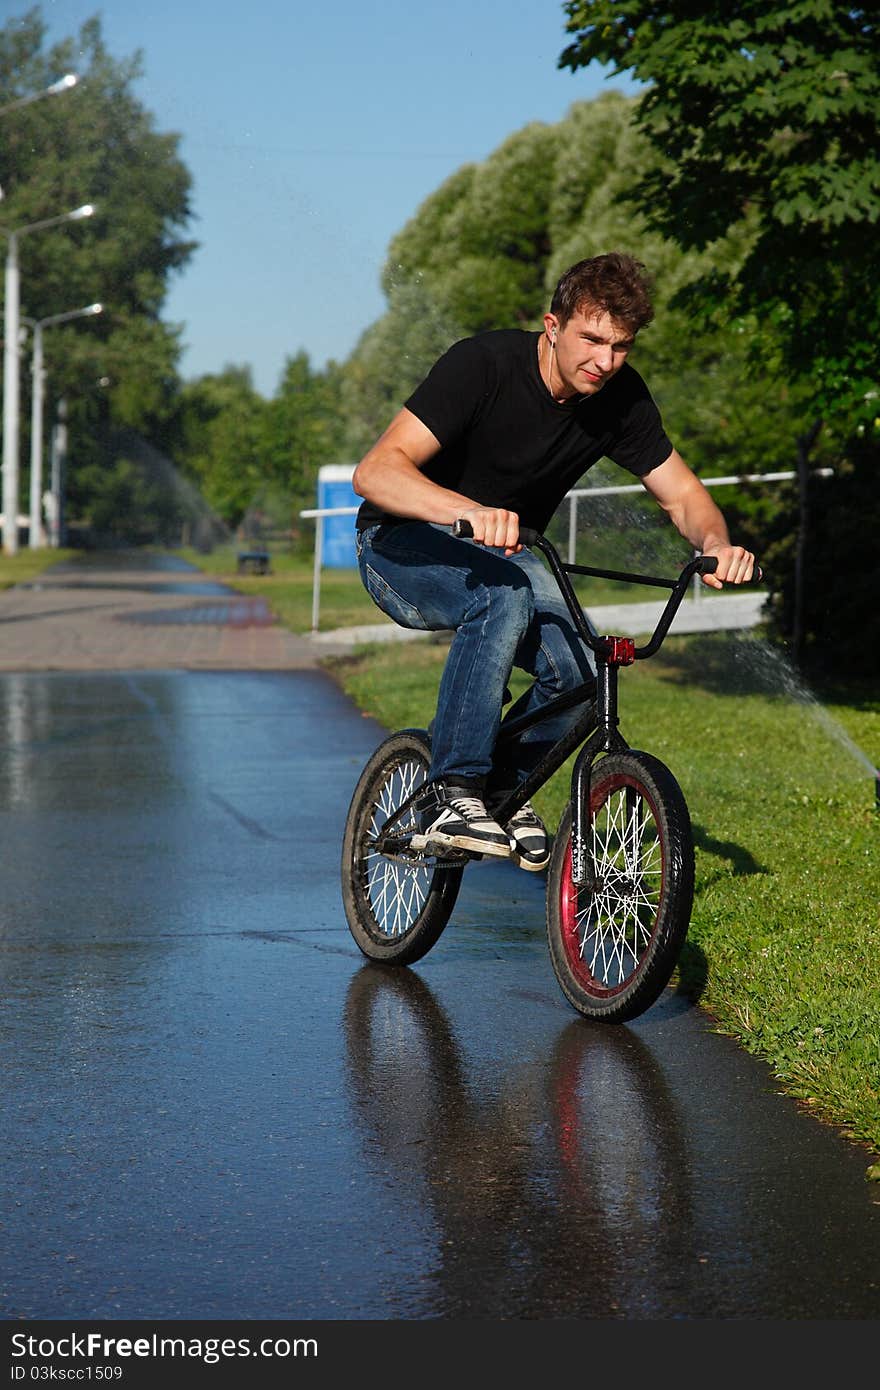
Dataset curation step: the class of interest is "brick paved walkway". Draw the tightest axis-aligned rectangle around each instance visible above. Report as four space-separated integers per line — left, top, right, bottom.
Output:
0 552 335 671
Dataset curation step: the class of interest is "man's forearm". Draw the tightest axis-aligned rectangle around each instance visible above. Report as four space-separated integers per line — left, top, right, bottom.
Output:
353 449 478 524
664 476 731 554
353 445 523 551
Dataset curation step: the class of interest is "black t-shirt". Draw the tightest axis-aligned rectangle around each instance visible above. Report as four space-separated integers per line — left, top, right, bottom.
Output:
356 329 673 533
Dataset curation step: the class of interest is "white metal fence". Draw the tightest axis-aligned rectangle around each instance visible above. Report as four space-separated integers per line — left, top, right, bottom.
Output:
299 503 361 633
300 469 833 633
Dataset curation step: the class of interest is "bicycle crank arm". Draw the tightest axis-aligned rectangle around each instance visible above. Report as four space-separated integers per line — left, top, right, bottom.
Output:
372 830 470 867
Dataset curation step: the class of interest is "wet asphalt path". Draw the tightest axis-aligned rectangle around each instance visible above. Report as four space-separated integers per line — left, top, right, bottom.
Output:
1 557 879 1321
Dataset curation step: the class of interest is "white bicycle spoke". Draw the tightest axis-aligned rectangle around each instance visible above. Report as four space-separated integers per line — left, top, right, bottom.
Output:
577 783 663 986
360 758 434 938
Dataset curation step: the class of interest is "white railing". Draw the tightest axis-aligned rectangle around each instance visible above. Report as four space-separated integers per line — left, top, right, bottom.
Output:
564 471 834 570
300 469 833 632
299 504 361 632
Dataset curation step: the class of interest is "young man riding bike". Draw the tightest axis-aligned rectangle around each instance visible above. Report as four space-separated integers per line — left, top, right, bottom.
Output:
352 253 756 870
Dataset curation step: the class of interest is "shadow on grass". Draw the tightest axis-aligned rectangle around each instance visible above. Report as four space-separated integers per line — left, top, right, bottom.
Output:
675 938 708 1004
656 631 879 713
652 631 793 698
676 823 769 1007
692 821 769 878
802 670 880 713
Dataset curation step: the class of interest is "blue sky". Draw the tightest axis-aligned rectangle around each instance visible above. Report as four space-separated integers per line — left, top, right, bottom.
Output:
35 0 638 396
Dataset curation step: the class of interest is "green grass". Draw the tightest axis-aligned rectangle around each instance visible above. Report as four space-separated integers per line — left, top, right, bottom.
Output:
326 632 880 1159
0 548 77 590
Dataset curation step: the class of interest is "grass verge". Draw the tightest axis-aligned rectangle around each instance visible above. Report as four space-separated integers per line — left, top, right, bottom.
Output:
0 548 76 590
326 631 880 1159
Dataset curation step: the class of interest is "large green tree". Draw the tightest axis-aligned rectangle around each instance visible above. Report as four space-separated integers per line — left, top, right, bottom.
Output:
559 1 880 430
1 8 196 418
171 353 348 543
173 366 268 530
1 7 196 535
263 351 348 536
559 2 880 669
340 272 466 459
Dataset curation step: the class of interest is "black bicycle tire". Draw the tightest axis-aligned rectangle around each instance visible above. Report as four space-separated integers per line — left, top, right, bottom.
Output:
546 750 694 1023
341 728 464 965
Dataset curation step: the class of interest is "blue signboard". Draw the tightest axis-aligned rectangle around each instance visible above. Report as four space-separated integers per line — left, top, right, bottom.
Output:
317 465 359 568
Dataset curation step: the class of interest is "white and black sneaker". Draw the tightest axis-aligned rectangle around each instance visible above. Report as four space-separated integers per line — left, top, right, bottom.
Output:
410 783 512 859
504 801 550 872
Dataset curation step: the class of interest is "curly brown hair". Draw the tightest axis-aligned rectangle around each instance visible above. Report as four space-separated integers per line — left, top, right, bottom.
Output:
550 253 655 334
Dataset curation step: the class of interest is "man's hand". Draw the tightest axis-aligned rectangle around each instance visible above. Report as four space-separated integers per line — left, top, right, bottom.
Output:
700 543 757 589
457 506 521 554
641 454 759 589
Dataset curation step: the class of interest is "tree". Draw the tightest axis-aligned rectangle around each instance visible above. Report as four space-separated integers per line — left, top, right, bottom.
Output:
1 7 197 530
340 274 466 458
263 351 349 536
347 93 820 512
385 121 562 336
559 1 880 431
559 3 880 670
170 353 347 545
172 367 268 529
74 448 192 547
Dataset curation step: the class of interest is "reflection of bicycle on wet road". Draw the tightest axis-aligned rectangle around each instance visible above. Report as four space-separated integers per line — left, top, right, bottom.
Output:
343 966 692 1317
342 524 762 1022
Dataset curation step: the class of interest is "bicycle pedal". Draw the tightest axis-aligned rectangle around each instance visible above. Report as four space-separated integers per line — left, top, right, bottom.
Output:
409 833 477 863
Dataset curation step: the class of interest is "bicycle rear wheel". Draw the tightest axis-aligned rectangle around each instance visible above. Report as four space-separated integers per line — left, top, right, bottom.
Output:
342 729 464 965
546 750 694 1023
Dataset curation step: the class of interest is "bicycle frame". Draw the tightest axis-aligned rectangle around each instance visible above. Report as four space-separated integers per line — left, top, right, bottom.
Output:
372 529 719 881
495 532 718 885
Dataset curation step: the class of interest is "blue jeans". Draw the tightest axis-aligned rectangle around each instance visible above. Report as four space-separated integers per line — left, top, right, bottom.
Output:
356 522 597 793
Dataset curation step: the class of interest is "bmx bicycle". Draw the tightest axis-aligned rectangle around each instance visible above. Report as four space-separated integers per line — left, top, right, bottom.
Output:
341 521 760 1023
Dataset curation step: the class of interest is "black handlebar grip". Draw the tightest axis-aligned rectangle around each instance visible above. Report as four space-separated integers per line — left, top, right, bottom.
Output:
697 554 764 582
452 518 539 548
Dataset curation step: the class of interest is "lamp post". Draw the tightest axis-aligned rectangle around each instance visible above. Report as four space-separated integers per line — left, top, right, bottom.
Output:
0 74 79 121
0 76 80 202
23 303 103 548
1 203 96 555
49 398 68 550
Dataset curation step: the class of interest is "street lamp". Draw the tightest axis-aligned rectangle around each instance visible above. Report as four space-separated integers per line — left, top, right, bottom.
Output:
23 303 103 549
1 203 96 554
0 73 79 119
0 78 81 203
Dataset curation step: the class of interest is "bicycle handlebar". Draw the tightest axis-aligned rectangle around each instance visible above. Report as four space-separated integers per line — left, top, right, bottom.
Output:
452 518 760 582
451 517 763 660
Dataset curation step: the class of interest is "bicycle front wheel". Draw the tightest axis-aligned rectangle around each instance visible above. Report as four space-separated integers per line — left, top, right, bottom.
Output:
546 750 694 1023
342 729 464 965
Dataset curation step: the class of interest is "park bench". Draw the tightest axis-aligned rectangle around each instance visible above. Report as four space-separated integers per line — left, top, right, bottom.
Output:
236 549 271 575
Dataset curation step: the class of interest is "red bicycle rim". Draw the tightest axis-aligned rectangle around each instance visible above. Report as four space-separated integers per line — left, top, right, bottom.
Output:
559 772 666 997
